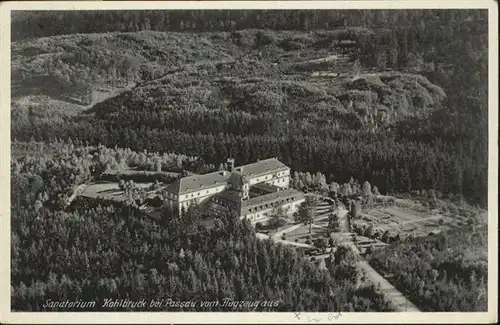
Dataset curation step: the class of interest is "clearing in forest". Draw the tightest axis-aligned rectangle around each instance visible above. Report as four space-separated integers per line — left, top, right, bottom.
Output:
359 197 474 237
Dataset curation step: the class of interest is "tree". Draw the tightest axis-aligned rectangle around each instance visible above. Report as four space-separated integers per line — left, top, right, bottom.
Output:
314 237 327 251
362 181 372 198
375 51 387 69
295 195 318 233
328 213 341 233
118 179 126 192
334 245 358 266
467 217 474 227
155 158 162 172
125 180 136 200
34 200 43 212
268 206 287 232
329 182 340 197
381 230 390 243
143 18 151 30
365 224 374 238
328 236 338 248
428 189 437 201
341 183 353 197
350 200 361 219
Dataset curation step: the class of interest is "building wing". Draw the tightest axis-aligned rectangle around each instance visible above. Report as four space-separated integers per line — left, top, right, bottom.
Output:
166 170 230 194
235 158 289 178
240 188 304 215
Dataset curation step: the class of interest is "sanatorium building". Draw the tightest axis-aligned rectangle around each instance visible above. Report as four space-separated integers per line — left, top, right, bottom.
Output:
164 158 305 223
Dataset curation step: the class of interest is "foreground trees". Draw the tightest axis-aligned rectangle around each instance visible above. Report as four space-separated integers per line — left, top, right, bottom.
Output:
295 196 319 233
11 142 394 312
368 226 488 311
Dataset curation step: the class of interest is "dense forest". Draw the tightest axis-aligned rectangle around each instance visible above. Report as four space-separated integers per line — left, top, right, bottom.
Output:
11 142 393 311
11 10 486 41
10 9 490 312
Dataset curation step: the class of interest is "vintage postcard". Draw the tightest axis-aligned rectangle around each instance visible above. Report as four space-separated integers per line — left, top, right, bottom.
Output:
0 1 497 324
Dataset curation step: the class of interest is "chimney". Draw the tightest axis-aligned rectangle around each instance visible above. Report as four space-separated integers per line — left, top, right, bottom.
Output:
227 158 235 171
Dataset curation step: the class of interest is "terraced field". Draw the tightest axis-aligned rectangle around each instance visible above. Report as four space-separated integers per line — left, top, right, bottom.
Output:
359 197 472 237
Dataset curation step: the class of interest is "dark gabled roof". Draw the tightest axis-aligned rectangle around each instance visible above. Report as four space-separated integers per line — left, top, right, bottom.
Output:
234 158 288 178
167 170 230 194
167 158 289 195
240 188 305 215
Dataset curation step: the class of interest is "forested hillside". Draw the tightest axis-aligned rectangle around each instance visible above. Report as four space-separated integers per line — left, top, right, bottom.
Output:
12 9 488 206
11 141 393 311
9 9 490 313
368 226 488 311
11 10 486 41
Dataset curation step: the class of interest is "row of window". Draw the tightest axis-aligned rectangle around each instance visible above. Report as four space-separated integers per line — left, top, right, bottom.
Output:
254 172 286 183
182 187 222 200
272 178 287 184
247 197 295 213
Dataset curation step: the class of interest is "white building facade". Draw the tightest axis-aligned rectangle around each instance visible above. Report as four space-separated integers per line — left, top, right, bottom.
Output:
164 158 303 219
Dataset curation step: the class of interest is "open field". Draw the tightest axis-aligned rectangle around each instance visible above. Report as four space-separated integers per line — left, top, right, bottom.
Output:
358 198 470 237
81 181 158 202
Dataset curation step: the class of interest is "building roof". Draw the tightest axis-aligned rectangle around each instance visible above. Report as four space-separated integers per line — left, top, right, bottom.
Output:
234 158 289 178
241 188 305 215
167 158 289 195
167 170 230 194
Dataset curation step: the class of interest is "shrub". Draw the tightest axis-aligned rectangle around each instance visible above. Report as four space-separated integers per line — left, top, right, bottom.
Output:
314 237 327 249
328 237 336 247
281 234 286 240
381 230 390 243
305 239 312 245
255 222 262 229
364 225 374 238
391 233 401 242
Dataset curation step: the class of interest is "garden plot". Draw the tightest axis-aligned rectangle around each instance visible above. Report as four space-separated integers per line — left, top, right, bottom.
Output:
360 203 466 237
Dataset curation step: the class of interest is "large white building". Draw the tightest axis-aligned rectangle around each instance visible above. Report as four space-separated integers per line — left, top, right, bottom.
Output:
164 157 305 223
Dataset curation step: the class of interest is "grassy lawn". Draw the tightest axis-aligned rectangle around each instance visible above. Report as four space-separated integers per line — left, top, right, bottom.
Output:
282 223 330 244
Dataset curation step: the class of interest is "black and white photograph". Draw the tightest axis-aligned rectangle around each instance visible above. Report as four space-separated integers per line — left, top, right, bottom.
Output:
1 1 497 324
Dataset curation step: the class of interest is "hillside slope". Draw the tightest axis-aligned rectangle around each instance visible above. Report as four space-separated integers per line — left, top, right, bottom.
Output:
11 29 486 206
12 30 446 131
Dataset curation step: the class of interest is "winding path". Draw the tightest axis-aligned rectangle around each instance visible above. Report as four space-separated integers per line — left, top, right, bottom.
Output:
257 199 421 312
